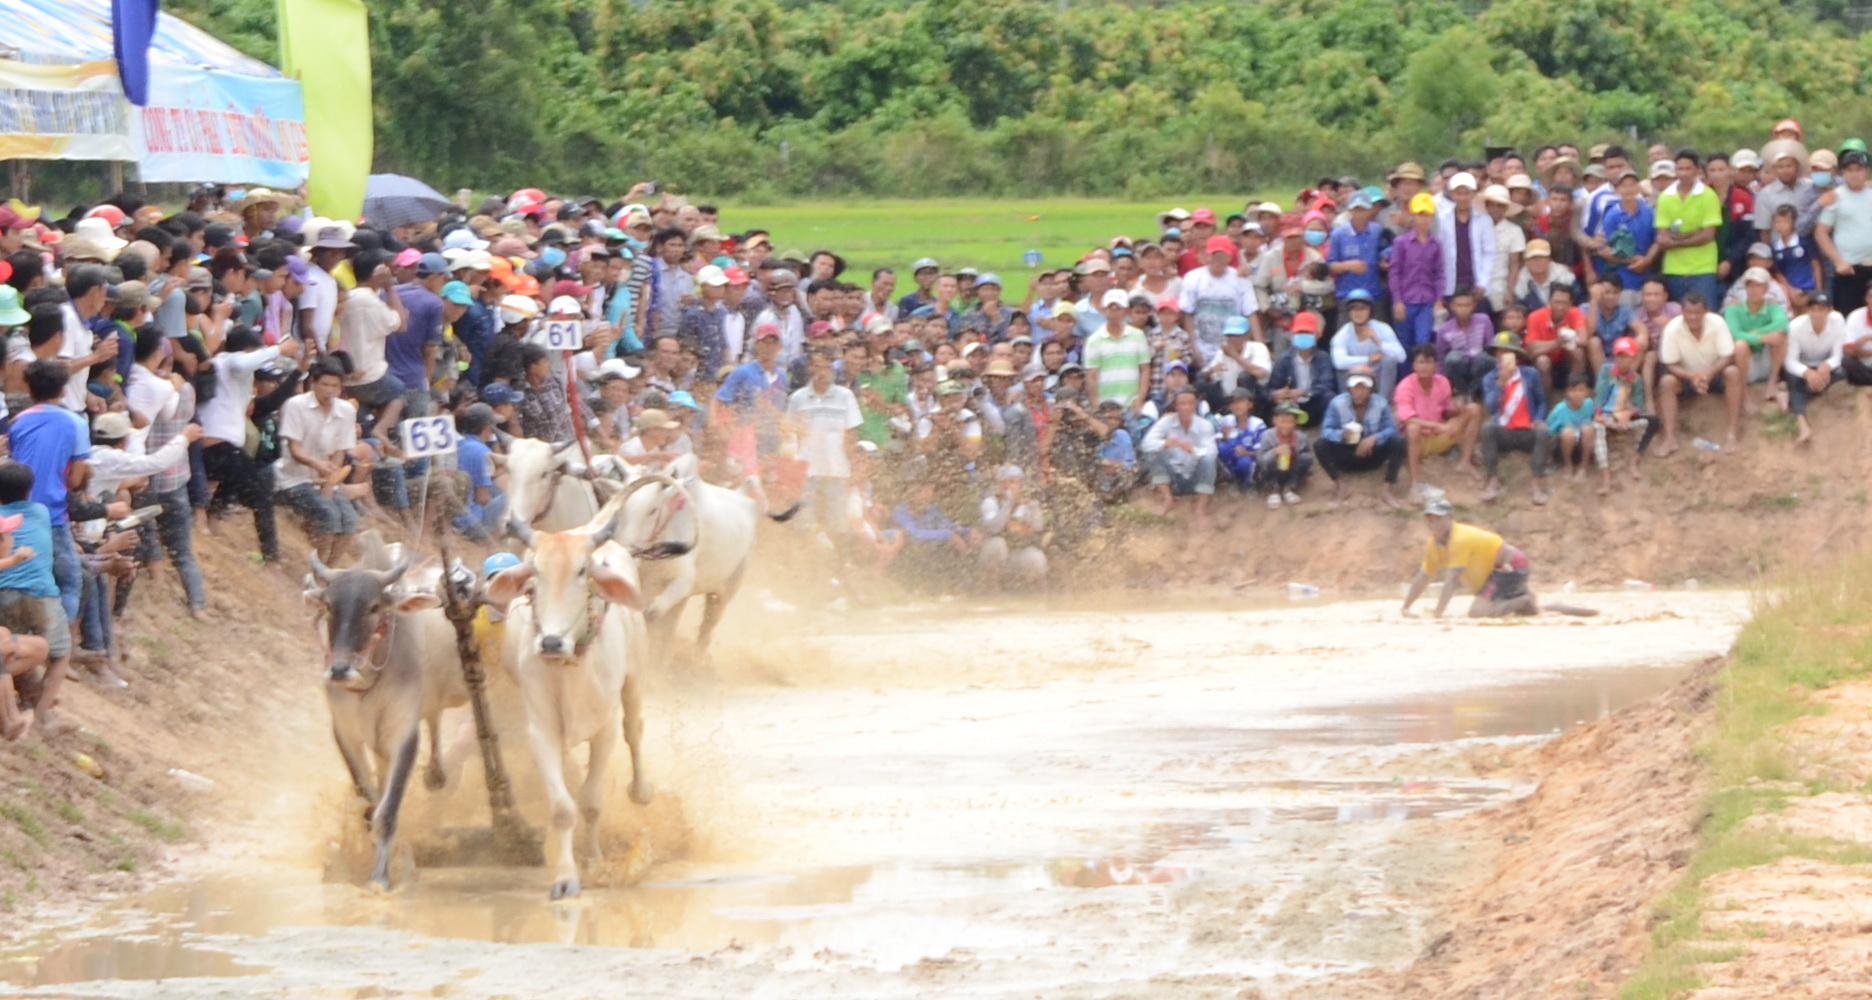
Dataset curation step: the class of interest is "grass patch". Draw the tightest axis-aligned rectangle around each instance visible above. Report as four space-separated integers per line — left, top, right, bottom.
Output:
1620 553 1872 998
53 800 83 825
0 802 46 845
127 810 187 843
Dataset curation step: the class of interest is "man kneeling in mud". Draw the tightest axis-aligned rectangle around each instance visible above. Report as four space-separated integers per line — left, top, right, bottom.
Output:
1400 496 1599 619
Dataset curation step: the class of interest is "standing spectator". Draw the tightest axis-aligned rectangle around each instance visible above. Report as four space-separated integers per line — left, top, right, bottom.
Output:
515 344 573 443
1436 173 1496 308
123 328 207 619
1388 194 1444 348
0 460 72 735
1817 148 1872 316
1656 292 1744 455
1481 185 1526 313
1595 169 1658 308
1083 289 1152 417
679 264 732 377
56 266 119 412
1395 344 1481 499
1707 152 1756 288
1583 277 1646 383
785 349 862 535
1478 334 1552 504
9 361 91 631
338 251 410 445
1316 365 1404 508
1784 293 1846 444
1654 149 1724 305
197 326 290 564
390 253 448 417
1178 236 1260 363
1140 387 1217 528
1769 208 1822 306
1326 191 1383 321
1754 149 1818 242
1513 239 1576 309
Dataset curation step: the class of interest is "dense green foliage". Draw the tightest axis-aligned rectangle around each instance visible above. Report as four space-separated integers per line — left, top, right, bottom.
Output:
169 0 1872 198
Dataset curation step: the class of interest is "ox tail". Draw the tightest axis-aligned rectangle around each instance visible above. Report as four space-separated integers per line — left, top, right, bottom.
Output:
633 540 694 561
735 475 801 522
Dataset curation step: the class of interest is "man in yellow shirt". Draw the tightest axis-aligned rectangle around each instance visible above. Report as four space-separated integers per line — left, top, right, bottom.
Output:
1400 496 1598 618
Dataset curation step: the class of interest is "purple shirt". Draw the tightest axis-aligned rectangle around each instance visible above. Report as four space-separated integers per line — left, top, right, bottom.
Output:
1388 231 1444 306
1434 312 1493 366
389 283 443 391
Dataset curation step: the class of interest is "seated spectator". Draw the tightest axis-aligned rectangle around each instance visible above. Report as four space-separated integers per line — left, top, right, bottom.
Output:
1634 278 1682 354
1140 387 1218 529
1432 288 1493 399
1479 333 1553 504
842 441 904 574
1394 344 1481 499
274 360 364 566
1722 241 1791 310
1546 373 1599 485
1769 206 1821 306
1657 291 1744 455
1328 290 1404 396
1524 283 1587 391
1256 402 1315 508
891 477 979 591
1722 267 1790 410
1268 312 1337 427
1215 388 1267 493
1582 277 1646 385
451 403 506 541
1593 337 1657 486
1092 398 1138 503
1199 316 1271 413
1317 364 1404 508
978 466 1047 591
1784 293 1846 444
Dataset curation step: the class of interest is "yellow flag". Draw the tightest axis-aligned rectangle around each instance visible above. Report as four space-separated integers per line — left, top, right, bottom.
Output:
277 0 371 221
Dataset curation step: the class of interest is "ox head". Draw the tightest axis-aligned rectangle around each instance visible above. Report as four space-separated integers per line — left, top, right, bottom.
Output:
498 438 583 527
304 552 440 688
491 475 690 661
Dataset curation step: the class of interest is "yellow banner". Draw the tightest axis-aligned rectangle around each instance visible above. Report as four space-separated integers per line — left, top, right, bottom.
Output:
277 0 371 220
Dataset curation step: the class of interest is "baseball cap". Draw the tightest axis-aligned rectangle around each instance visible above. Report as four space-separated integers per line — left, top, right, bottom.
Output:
1099 289 1130 309
440 280 474 306
394 247 423 268
1741 266 1773 285
1190 208 1218 225
767 269 800 288
548 295 582 317
92 412 134 440
1775 118 1803 138
1843 149 1870 169
1203 234 1235 256
1505 173 1534 191
416 252 451 276
696 264 729 287
1747 241 1772 259
754 322 782 341
1289 312 1321 334
1809 291 1833 307
1447 172 1478 191
498 295 539 326
1423 496 1453 517
1155 294 1180 311
911 256 940 272
597 358 642 381
1732 149 1762 170
723 266 750 285
1408 193 1437 215
1223 316 1251 337
480 382 522 406
975 272 1002 288
1345 366 1376 389
1649 160 1676 179
1387 162 1426 182
1524 239 1552 259
1812 149 1839 171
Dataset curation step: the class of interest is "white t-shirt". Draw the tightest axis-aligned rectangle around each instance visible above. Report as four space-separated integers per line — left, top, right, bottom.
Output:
274 392 359 491
297 264 339 349
1785 311 1846 377
57 302 94 412
786 383 862 479
1660 314 1735 372
338 288 399 384
123 364 180 456
1490 218 1527 311
1177 267 1259 361
1203 339 1273 388
197 346 280 445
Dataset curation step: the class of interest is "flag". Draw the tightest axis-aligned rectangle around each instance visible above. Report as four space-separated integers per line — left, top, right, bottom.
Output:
277 0 371 221
110 0 160 106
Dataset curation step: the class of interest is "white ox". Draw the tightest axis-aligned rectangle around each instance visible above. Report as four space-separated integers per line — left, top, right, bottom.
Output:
497 437 604 533
487 476 683 899
610 453 796 659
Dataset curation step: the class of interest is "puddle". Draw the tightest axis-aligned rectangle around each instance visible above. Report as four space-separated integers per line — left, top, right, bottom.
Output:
0 933 265 986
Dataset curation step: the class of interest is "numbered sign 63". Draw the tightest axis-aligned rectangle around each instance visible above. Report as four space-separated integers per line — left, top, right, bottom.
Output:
538 320 584 352
399 415 458 458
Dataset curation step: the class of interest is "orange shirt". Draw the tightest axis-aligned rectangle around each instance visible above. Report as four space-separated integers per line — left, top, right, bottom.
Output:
1525 305 1585 344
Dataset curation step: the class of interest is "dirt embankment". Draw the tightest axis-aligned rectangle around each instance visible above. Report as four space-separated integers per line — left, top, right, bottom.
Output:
1123 387 1872 595
1300 659 1722 1000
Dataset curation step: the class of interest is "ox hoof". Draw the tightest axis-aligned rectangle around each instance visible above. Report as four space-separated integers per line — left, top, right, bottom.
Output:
629 780 655 806
367 874 391 895
423 763 446 792
550 878 581 900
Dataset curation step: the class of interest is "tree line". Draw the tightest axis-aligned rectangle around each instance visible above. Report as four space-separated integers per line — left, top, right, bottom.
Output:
168 0 1872 199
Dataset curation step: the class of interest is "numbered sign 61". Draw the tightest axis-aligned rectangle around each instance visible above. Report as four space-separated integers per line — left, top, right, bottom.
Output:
538 320 584 352
399 415 458 458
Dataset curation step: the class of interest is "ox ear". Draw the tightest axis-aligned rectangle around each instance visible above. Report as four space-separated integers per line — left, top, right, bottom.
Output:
393 590 442 614
484 564 536 607
489 450 507 470
590 564 644 611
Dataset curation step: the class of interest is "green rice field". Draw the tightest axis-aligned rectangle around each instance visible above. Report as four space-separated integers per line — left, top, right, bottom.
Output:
721 195 1268 282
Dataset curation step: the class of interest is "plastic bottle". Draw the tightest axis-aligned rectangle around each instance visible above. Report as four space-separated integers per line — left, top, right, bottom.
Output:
1691 438 1721 452
72 752 104 779
1287 582 1320 600
168 769 215 792
1623 579 1655 591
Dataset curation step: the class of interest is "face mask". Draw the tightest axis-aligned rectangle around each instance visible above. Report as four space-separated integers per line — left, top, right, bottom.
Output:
1813 171 1834 188
1292 333 1317 350
1304 230 1328 247
624 236 648 252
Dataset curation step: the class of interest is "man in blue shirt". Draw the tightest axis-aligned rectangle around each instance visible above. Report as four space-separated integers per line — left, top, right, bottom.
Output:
450 404 506 541
390 253 448 416
1594 170 1659 307
8 360 90 625
1327 191 1385 325
715 325 791 477
0 459 73 736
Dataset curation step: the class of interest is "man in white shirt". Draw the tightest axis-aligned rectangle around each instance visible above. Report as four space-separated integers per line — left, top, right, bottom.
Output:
338 251 409 445
198 325 293 564
786 349 862 536
57 266 119 412
1177 235 1260 364
296 226 351 351
1784 293 1847 444
1140 387 1219 529
275 360 363 565
1656 292 1743 455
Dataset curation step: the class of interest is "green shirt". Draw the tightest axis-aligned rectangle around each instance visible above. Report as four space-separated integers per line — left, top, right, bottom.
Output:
1721 301 1788 348
1083 325 1152 407
1654 181 1722 277
853 363 907 446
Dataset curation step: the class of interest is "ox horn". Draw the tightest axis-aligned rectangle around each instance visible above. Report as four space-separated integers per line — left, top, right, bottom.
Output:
309 550 334 583
588 473 682 549
552 438 581 457
506 517 538 548
376 555 412 589
588 512 623 549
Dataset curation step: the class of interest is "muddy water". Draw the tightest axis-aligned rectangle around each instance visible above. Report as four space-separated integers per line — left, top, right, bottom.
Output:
0 591 1751 999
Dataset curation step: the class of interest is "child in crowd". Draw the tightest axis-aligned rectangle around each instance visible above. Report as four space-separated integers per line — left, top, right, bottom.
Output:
1594 336 1656 490
1546 373 1599 483
1215 388 1267 492
1770 204 1821 307
1256 402 1314 507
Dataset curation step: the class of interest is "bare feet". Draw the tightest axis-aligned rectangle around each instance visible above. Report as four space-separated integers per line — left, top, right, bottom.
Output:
2 708 31 742
1195 513 1214 532
1597 476 1612 496
190 607 211 623
1653 439 1678 459
1480 479 1503 502
1531 482 1551 505
1571 467 1585 482
1724 433 1741 450
1379 487 1402 510
35 708 80 737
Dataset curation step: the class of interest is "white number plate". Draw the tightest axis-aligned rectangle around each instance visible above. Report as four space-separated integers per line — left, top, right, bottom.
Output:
398 415 458 458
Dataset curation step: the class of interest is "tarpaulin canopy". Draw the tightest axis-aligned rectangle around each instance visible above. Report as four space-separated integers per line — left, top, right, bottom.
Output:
0 0 309 186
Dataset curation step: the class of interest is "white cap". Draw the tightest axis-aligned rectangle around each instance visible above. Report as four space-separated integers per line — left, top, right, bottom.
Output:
460 249 492 271
1100 288 1132 309
1482 184 1512 205
696 264 729 287
498 294 539 327
1447 172 1478 191
548 295 582 317
1650 160 1677 179
1741 266 1773 285
597 357 641 380
1254 201 1282 214
1733 148 1762 169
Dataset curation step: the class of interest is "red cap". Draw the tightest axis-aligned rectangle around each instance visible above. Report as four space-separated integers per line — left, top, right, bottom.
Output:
1278 213 1305 237
1204 234 1235 256
1155 294 1180 311
1190 207 1218 225
755 322 782 340
1775 118 1802 138
1290 312 1321 334
1612 336 1639 357
807 320 833 338
86 204 127 227
723 266 750 285
552 278 591 298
